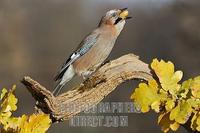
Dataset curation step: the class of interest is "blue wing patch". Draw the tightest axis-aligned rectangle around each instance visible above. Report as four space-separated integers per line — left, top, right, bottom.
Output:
77 33 100 55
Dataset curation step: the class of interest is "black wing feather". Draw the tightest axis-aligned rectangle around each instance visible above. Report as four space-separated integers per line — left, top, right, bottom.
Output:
54 32 100 81
54 54 73 81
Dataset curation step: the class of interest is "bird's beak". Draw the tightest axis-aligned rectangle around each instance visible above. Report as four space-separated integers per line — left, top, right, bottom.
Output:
119 8 132 20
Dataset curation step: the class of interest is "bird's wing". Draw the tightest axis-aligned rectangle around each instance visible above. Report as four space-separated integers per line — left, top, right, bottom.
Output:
54 32 100 81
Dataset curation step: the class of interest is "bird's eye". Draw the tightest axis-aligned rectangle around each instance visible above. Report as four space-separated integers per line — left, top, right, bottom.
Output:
112 13 117 17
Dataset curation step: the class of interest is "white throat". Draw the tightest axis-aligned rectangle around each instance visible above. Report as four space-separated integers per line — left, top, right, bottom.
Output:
115 20 126 36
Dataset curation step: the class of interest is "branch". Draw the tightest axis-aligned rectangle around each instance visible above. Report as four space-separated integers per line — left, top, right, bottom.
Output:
21 54 152 122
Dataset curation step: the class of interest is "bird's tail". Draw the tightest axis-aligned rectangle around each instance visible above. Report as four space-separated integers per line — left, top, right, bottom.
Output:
53 83 64 96
53 65 75 96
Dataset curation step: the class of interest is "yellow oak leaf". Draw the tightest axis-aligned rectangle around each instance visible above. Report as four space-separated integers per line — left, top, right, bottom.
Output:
178 79 192 98
19 113 51 133
191 76 200 98
151 59 183 95
170 101 192 124
4 117 20 131
191 112 198 131
151 101 161 113
165 99 175 111
0 85 18 131
131 79 161 113
158 112 179 133
187 98 200 110
0 88 7 100
170 121 180 131
1 85 17 112
196 114 200 131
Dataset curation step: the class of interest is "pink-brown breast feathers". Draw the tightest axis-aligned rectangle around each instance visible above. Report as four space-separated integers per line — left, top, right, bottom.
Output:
72 27 116 76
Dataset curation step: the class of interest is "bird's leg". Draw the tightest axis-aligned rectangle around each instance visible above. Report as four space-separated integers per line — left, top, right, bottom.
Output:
53 84 65 96
81 70 95 81
82 72 91 80
81 61 110 81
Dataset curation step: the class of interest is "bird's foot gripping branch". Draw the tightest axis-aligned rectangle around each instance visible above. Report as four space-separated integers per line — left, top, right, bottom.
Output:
1 54 200 133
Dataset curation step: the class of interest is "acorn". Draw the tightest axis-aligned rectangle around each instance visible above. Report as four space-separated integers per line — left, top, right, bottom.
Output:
119 10 129 19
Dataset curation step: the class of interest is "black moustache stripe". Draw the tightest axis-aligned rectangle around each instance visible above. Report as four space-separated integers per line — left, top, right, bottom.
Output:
120 8 128 12
126 16 132 19
114 18 122 25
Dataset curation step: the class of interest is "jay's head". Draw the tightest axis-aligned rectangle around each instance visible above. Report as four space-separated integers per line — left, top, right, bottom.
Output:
99 8 131 31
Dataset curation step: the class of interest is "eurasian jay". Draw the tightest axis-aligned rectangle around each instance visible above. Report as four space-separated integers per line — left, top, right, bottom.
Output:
53 8 131 95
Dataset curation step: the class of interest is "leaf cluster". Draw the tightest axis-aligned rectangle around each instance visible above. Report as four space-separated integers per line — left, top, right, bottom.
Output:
0 86 51 133
131 59 200 132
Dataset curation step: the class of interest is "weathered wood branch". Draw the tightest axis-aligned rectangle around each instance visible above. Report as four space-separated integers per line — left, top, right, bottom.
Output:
21 54 152 122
